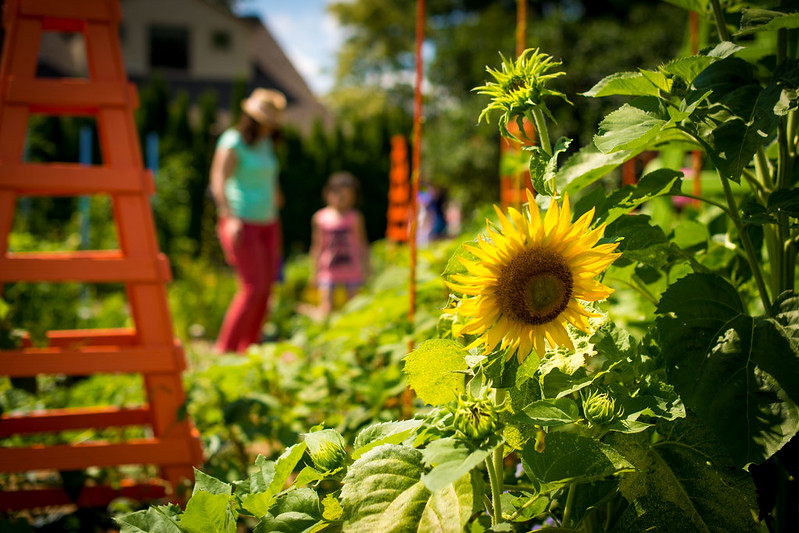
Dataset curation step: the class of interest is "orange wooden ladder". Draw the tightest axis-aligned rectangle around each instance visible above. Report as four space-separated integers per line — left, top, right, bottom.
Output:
386 134 410 243
0 0 202 509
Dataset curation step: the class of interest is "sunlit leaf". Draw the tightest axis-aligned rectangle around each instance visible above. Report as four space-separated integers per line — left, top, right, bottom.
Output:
116 505 183 533
593 169 683 225
340 444 476 532
243 444 308 518
404 339 469 405
606 215 671 269
582 71 662 98
421 437 494 493
352 419 424 459
594 97 670 154
254 488 322 533
182 491 237 533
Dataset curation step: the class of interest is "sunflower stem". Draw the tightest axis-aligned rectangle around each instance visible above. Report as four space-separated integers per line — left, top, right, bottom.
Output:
531 107 552 155
487 387 507 525
718 170 772 311
561 482 578 529
709 0 730 41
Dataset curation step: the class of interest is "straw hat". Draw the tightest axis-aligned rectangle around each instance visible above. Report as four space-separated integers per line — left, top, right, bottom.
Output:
241 88 287 127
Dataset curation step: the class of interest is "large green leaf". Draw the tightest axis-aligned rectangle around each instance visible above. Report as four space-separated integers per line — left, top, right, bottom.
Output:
691 58 782 183
116 505 183 533
657 274 799 466
510 397 580 428
594 97 670 154
404 339 468 405
192 469 232 496
738 9 799 35
242 443 308 517
352 419 424 460
593 169 683 225
606 215 672 269
182 491 237 533
560 143 639 197
583 72 662 98
609 417 759 532
528 137 571 197
254 488 323 533
421 437 493 493
340 444 476 532
520 432 633 487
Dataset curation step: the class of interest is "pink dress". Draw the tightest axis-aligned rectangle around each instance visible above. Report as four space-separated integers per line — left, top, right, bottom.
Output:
314 207 365 285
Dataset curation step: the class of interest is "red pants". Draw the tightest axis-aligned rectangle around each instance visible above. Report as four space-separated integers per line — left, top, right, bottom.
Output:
215 219 280 353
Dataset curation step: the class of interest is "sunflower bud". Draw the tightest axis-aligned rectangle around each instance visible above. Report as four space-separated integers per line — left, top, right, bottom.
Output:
304 429 347 472
582 389 622 427
450 393 503 442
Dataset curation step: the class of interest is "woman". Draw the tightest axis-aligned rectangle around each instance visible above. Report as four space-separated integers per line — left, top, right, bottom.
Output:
210 88 286 353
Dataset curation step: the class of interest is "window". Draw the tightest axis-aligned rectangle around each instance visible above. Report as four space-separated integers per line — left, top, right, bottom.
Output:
211 30 231 51
148 25 189 70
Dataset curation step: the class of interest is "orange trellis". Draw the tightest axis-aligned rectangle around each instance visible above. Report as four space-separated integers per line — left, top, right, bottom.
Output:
386 135 410 243
0 0 201 509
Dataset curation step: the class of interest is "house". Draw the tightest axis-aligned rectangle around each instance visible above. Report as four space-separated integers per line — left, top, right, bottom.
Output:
17 0 331 135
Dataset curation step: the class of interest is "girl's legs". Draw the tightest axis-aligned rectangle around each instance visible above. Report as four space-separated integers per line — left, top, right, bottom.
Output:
318 282 334 317
215 221 279 353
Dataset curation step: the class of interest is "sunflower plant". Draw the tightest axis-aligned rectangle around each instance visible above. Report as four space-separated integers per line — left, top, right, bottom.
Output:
118 1 798 532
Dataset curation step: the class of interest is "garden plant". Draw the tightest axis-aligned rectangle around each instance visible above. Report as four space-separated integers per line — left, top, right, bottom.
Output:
25 0 797 531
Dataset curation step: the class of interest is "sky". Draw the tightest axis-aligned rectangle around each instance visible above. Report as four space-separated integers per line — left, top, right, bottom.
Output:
234 0 344 96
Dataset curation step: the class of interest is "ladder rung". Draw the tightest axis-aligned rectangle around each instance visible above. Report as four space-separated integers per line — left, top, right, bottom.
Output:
0 251 171 282
0 437 197 472
0 406 151 437
0 480 167 511
4 79 134 112
18 0 120 23
0 345 182 376
0 163 153 195
21 327 138 348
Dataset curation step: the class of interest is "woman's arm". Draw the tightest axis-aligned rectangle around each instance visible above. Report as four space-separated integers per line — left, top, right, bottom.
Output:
209 146 237 218
309 213 321 283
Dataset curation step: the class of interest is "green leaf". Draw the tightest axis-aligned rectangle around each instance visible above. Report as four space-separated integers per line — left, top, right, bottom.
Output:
609 417 759 532
560 143 640 197
528 137 571 196
243 443 308 518
738 9 799 35
660 56 716 86
322 493 344 521
582 71 662 98
442 241 478 278
663 0 709 15
691 58 782 183
404 339 469 405
340 444 476 532
594 97 669 154
192 469 232 496
510 397 580 428
420 437 493 493
657 274 799 466
116 505 183 533
768 188 799 218
521 432 633 487
606 215 671 269
254 488 322 533
182 491 237 533
352 419 424 460
593 169 683 225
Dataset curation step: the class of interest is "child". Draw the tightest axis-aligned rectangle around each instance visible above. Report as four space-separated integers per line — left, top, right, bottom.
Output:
309 172 371 317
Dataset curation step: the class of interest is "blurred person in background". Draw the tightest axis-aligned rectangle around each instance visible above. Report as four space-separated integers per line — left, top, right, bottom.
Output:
210 88 286 353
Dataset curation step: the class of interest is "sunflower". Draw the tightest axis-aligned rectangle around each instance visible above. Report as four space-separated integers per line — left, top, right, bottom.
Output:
446 191 619 363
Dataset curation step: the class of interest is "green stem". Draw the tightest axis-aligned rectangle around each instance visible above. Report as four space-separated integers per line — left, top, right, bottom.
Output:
755 147 773 191
561 483 578 529
485 454 502 526
531 107 552 155
709 0 730 41
718 171 772 311
741 169 768 199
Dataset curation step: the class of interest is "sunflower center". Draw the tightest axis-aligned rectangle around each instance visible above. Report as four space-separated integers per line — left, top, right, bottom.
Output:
497 246 573 325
